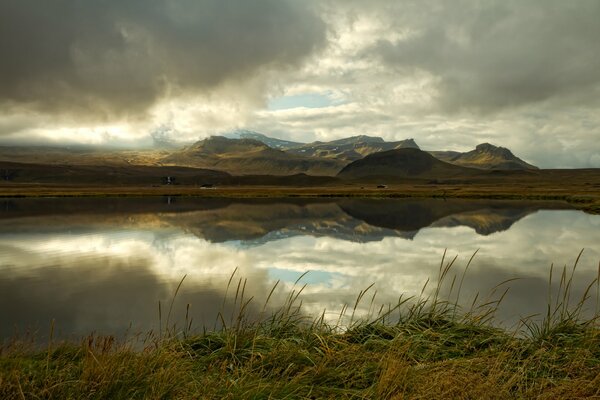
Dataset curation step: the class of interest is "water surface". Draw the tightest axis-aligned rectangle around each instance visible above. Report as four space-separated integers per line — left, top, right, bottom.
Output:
1 197 599 341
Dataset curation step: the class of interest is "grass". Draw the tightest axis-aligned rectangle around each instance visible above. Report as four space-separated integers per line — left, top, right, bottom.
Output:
1 254 600 399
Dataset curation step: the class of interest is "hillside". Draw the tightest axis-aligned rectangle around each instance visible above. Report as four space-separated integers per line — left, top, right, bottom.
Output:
0 161 229 185
0 146 165 167
161 136 345 176
337 148 480 180
224 130 303 150
430 143 538 170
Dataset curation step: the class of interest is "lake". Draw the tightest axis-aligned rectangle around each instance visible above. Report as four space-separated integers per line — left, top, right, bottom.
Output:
1 197 599 341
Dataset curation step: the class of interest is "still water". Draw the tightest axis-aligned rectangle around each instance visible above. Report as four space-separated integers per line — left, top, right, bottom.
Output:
1 197 599 340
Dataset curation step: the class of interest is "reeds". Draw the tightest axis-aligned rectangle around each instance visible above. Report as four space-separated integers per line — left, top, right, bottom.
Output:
1 251 599 399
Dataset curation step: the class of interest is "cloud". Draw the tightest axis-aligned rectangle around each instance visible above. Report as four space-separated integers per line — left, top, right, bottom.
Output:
365 0 600 113
0 0 326 120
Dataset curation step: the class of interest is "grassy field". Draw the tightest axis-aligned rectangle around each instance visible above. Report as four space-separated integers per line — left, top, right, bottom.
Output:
1 256 599 399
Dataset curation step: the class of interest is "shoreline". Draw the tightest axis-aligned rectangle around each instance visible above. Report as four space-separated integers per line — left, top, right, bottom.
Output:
2 183 599 213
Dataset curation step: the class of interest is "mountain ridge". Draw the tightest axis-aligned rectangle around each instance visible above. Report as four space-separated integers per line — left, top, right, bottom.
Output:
0 131 539 176
161 136 346 176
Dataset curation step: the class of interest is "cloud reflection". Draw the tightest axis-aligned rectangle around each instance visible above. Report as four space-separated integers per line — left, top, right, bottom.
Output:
0 199 599 339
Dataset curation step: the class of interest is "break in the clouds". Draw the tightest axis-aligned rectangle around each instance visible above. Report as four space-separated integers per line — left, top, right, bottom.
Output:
0 0 599 167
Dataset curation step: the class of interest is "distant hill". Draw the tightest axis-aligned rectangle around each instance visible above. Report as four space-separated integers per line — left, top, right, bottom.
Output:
430 143 538 170
337 148 479 180
161 136 345 176
288 135 420 161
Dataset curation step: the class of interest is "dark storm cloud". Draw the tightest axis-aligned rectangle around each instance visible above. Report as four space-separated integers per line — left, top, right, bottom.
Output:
0 0 326 119
367 0 600 113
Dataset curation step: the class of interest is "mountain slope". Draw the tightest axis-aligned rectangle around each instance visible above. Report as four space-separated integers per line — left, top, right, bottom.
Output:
430 143 538 170
337 148 479 179
288 135 420 161
161 136 345 176
224 130 303 150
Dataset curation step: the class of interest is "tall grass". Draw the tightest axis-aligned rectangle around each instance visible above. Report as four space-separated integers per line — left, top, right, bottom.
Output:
1 252 599 399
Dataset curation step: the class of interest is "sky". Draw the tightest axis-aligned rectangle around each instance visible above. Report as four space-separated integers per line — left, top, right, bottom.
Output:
0 0 599 168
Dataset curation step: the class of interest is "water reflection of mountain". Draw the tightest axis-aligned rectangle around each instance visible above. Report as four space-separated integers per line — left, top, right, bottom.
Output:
431 209 535 235
0 197 571 243
170 199 564 243
158 202 418 243
338 199 542 236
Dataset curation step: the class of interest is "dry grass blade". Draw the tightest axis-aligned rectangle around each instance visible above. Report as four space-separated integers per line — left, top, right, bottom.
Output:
165 274 187 337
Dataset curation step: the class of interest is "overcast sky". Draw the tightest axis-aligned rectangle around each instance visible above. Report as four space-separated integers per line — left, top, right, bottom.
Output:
1 0 599 167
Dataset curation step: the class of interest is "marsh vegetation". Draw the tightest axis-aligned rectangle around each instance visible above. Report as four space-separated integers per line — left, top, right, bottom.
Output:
1 252 599 399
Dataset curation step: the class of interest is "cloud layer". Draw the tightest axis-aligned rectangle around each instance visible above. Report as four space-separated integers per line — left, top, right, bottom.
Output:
0 0 325 118
367 0 600 112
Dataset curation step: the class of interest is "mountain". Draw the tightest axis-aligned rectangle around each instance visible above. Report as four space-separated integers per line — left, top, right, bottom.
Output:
337 148 479 180
224 132 420 161
287 135 420 161
223 129 303 150
161 136 345 176
0 134 537 178
430 143 538 170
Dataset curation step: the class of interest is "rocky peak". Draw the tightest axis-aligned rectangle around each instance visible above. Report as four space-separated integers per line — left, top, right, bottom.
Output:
475 143 513 158
399 138 419 149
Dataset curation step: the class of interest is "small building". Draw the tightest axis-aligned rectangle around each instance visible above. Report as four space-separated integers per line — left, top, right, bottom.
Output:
377 184 387 189
162 176 176 185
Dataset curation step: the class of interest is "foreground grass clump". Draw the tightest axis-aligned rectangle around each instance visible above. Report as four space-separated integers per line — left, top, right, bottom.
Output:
1 256 600 399
2 318 599 399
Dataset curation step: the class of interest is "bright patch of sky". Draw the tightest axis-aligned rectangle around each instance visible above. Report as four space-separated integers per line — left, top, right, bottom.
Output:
268 267 341 287
268 92 338 111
